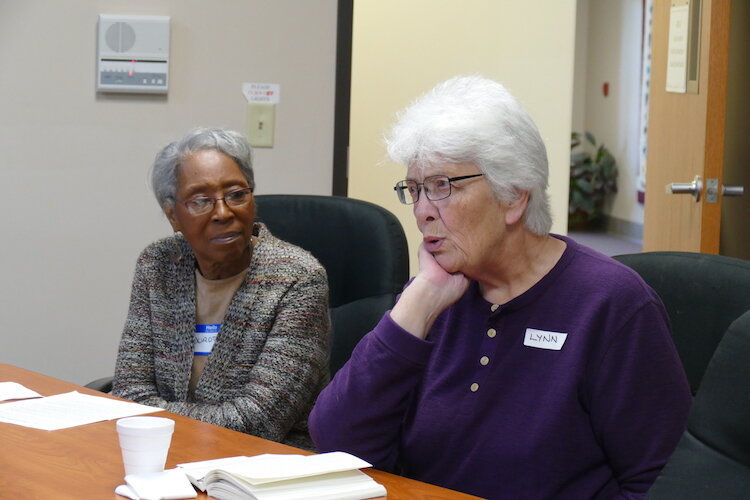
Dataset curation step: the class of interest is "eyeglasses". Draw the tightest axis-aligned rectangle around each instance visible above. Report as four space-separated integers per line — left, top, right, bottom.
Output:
178 187 254 215
393 174 485 205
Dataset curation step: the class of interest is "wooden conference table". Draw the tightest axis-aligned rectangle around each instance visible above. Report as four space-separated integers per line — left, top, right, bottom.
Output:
0 364 481 499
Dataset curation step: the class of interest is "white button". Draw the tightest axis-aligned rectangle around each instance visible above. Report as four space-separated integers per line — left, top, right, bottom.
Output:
487 328 497 338
480 356 489 366
491 304 499 312
470 383 479 392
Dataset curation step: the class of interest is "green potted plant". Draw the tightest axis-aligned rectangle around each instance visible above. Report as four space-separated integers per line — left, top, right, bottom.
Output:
568 131 618 230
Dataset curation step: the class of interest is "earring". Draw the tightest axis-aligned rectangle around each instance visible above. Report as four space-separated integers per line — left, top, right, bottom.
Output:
172 231 183 263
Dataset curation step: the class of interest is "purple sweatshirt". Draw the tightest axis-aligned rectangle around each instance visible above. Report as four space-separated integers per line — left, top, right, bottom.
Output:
309 236 691 499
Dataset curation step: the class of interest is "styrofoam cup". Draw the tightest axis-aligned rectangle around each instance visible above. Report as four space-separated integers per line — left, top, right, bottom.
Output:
116 416 175 477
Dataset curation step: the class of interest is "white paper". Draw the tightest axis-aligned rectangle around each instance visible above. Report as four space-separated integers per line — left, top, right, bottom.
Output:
0 381 43 401
234 452 373 485
179 452 373 486
122 469 198 500
242 82 280 103
206 469 386 500
115 484 141 500
0 391 162 430
666 3 689 93
178 455 269 491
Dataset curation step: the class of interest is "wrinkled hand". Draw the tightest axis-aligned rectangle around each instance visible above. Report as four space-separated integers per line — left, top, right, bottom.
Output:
413 243 470 308
390 244 470 339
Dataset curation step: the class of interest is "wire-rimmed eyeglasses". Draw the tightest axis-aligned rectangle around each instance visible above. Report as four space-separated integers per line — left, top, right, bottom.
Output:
178 187 254 216
393 174 485 205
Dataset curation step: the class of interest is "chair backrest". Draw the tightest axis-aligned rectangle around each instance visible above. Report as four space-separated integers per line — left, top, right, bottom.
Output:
646 309 750 499
613 251 750 395
255 194 410 375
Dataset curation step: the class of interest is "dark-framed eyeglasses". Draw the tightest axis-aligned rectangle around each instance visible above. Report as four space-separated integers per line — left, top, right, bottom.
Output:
393 174 485 205
179 187 254 215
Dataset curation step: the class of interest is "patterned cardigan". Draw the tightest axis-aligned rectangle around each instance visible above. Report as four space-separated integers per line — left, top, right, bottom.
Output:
111 223 330 449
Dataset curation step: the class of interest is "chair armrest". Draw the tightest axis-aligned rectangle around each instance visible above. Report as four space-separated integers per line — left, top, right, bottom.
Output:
84 376 113 393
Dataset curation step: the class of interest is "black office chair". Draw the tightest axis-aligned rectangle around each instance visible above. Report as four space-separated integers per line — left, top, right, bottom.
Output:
85 376 114 392
612 251 750 395
646 309 750 499
254 194 409 376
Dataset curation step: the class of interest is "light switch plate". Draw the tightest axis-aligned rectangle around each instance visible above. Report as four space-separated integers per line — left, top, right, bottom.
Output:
246 103 275 148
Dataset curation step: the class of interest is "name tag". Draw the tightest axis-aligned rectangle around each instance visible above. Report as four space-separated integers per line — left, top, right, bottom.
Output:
194 323 221 355
523 328 568 351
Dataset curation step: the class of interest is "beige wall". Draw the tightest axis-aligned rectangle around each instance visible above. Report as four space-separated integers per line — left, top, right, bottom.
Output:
347 0 577 272
580 0 645 230
573 0 590 137
0 0 337 384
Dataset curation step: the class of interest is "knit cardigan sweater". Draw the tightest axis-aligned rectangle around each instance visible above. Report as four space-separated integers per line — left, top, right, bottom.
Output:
112 223 330 449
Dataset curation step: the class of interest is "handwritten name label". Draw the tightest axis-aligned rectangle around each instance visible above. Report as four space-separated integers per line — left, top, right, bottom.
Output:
194 323 221 355
523 328 568 351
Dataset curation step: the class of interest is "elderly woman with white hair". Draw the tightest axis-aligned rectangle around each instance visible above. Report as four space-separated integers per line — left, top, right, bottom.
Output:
112 128 329 450
309 76 691 498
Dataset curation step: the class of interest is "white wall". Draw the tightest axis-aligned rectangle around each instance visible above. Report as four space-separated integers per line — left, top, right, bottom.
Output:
573 0 590 137
347 0 577 273
579 0 645 228
0 0 337 384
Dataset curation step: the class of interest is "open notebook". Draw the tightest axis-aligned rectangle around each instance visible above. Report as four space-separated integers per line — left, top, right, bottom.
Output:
177 451 386 500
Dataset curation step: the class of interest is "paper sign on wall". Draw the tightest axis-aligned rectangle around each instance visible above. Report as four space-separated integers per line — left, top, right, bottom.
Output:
242 83 281 103
666 2 689 93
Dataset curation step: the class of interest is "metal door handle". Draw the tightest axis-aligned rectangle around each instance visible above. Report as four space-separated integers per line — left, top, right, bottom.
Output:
722 185 744 197
667 175 702 202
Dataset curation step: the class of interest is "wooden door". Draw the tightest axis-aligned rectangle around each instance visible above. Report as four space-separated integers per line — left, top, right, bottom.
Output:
643 0 730 252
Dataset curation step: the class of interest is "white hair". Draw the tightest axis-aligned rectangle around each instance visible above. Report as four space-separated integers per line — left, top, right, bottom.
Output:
386 75 552 235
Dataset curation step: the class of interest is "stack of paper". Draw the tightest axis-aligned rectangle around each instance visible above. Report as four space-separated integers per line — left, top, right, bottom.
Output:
0 390 162 430
0 382 42 401
178 452 386 500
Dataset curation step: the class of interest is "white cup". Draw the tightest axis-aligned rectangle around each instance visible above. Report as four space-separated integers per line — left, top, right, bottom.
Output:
116 416 175 477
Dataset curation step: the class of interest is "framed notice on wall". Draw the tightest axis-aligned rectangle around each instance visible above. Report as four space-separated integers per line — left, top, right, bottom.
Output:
666 0 689 92
666 0 701 94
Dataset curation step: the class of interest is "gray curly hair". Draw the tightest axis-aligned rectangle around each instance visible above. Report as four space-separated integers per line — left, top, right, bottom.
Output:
151 127 255 211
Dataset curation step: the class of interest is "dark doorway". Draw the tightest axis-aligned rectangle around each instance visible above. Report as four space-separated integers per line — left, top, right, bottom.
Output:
332 0 353 196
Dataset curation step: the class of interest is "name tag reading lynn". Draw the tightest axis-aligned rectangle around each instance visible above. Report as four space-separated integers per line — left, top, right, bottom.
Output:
523 328 568 351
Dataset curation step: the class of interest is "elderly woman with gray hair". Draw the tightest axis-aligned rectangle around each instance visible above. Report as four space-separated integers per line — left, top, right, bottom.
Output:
112 128 329 450
309 76 691 498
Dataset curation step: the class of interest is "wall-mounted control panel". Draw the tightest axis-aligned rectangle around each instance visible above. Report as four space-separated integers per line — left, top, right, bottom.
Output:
97 14 170 94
